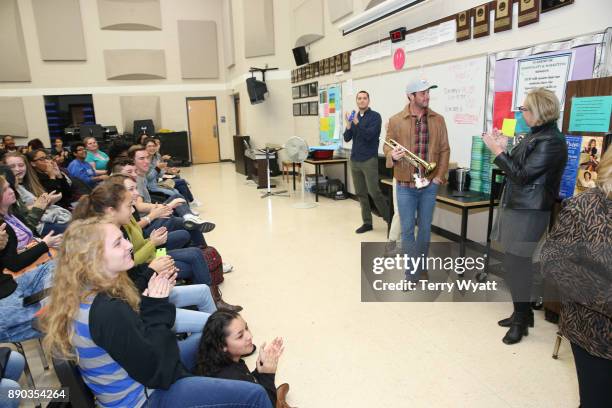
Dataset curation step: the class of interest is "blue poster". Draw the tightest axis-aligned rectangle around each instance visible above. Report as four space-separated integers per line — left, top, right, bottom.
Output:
569 96 612 133
559 135 582 199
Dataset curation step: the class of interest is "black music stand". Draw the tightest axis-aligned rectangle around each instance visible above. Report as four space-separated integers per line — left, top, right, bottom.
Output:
260 147 288 198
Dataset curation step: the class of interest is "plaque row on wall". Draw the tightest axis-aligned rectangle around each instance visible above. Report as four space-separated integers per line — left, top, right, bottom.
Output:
291 52 350 84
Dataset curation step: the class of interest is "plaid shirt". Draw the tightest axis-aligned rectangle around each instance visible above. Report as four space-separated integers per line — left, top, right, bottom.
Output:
413 113 429 162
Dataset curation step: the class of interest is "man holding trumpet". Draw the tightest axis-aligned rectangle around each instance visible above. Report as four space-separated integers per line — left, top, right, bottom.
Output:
384 79 450 280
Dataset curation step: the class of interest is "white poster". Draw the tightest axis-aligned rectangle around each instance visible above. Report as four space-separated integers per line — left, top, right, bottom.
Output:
512 52 574 111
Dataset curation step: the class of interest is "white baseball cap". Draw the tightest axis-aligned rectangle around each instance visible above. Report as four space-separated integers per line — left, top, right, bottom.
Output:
406 79 438 94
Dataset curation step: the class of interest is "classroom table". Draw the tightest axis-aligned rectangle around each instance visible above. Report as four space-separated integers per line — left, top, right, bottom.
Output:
304 158 349 202
380 178 499 257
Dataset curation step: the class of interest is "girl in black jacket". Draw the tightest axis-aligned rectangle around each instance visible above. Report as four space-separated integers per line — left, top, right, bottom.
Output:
42 217 272 408
483 87 568 345
196 310 294 408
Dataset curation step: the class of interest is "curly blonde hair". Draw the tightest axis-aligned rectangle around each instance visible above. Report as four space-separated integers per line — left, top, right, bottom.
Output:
42 217 141 360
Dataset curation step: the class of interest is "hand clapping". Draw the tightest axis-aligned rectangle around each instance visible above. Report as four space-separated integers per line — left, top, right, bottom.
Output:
143 273 171 298
256 337 284 374
482 128 507 156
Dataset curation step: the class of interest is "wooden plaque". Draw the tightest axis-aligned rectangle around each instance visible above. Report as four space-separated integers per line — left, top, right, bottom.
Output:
342 52 351 72
456 11 471 42
518 0 540 27
329 57 337 73
335 54 342 72
473 4 490 38
494 0 512 33
319 60 325 75
313 62 320 77
323 58 330 74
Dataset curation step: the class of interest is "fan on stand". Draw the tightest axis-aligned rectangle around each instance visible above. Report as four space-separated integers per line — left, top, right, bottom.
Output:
285 136 317 209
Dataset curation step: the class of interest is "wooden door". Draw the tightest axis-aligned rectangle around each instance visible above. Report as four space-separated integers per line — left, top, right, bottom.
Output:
187 98 220 164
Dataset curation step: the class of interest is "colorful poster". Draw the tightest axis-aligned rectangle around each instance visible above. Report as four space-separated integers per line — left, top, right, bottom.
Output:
493 91 513 130
318 84 342 144
569 96 612 133
559 136 582 199
501 118 517 137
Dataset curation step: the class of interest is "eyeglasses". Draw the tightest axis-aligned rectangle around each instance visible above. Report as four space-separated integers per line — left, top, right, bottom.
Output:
518 106 530 112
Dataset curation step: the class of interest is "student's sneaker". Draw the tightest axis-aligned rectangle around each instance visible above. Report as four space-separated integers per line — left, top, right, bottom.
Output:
222 262 234 274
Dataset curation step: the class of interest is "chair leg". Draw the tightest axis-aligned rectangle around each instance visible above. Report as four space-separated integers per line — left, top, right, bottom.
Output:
37 337 49 370
12 342 36 388
552 332 563 359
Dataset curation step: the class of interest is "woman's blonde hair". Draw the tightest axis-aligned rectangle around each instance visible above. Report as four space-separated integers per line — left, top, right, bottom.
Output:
596 149 612 198
42 217 141 360
2 151 46 197
524 88 560 126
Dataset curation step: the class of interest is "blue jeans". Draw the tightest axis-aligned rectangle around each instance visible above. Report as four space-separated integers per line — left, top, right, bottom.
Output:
0 262 54 343
397 182 439 279
41 222 68 235
173 178 194 203
145 216 206 247
165 230 191 250
170 285 216 333
0 351 25 408
168 248 211 285
164 194 193 217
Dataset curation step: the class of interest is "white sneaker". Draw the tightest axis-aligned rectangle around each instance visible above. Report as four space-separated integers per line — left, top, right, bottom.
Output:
182 214 205 224
222 262 234 274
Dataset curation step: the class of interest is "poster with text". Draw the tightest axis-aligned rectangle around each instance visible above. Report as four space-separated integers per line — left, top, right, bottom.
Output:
559 135 581 199
512 52 574 111
575 136 603 194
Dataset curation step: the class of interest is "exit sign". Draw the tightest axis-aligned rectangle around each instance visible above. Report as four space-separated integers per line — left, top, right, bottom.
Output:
390 27 406 43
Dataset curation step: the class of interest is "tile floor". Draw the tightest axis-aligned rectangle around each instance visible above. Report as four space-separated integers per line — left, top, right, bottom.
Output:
4 162 579 408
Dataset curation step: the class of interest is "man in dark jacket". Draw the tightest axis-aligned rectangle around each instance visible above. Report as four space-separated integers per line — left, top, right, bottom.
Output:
343 91 389 233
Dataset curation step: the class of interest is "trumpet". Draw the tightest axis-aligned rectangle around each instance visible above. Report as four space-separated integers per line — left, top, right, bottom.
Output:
382 138 437 174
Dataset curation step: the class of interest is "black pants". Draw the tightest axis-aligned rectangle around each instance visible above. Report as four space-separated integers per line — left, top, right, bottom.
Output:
571 342 612 408
503 253 534 314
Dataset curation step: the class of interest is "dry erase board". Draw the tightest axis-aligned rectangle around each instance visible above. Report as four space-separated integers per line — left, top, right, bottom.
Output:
341 55 488 167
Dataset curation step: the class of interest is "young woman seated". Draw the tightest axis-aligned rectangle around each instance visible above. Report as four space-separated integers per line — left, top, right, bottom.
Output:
41 218 272 408
72 178 241 312
196 310 293 408
27 149 74 210
3 152 71 235
0 175 62 344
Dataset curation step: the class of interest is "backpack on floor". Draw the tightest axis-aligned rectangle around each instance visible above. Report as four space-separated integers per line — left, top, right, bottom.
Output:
202 246 224 286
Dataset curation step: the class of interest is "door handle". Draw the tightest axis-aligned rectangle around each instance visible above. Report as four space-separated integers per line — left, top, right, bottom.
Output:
213 125 218 138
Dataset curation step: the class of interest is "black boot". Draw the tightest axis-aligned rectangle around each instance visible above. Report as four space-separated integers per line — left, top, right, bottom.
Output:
498 310 534 328
355 224 373 234
502 313 529 345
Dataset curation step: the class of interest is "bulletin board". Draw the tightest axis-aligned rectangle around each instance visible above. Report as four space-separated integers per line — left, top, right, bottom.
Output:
486 29 612 199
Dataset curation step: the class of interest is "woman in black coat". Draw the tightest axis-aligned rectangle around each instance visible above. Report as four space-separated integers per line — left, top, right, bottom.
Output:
483 87 568 344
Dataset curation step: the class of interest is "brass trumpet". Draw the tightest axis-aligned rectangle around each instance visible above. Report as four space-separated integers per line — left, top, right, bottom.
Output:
382 138 437 174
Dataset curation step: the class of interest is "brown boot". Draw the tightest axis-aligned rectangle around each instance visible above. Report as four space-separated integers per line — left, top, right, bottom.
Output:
276 383 294 408
211 284 243 312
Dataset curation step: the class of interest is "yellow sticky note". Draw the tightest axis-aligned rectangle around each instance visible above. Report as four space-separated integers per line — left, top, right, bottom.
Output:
320 118 329 131
501 118 517 137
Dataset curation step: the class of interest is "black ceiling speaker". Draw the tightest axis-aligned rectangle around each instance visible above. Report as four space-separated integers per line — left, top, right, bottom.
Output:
246 77 268 105
292 46 309 66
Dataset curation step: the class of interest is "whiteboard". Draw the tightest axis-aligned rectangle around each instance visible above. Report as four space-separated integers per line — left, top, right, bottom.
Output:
341 55 488 167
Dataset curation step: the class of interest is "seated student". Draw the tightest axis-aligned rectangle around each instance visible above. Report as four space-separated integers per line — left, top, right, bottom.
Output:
27 149 74 209
67 142 108 188
3 152 70 235
196 310 293 408
50 137 71 168
0 136 18 157
84 137 110 175
0 348 26 408
106 140 132 175
41 218 272 408
0 176 61 344
26 138 45 152
71 179 241 312
143 137 198 206
129 145 214 232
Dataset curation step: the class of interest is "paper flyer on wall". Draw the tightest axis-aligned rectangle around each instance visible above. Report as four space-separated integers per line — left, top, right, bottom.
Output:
318 84 342 144
559 135 604 199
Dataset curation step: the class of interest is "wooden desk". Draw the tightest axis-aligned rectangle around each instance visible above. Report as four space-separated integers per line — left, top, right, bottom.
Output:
304 158 349 202
380 178 499 256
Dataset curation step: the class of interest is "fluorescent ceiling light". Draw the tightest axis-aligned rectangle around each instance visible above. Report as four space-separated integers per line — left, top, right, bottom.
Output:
338 0 427 35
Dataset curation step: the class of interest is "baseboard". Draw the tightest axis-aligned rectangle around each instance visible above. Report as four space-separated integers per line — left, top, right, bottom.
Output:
220 159 234 163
